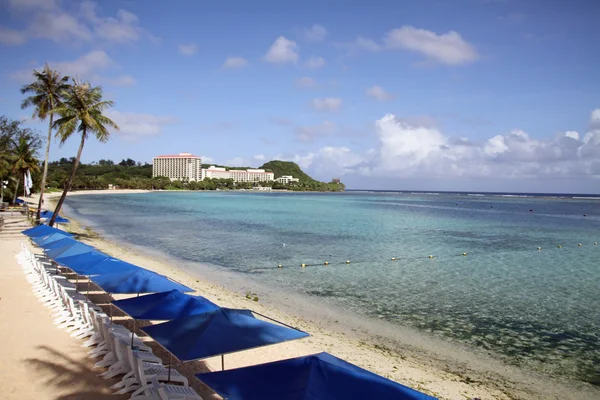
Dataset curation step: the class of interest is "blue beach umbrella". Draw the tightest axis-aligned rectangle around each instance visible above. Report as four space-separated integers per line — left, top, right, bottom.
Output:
32 232 71 246
45 215 69 224
69 257 140 277
38 237 77 250
90 268 193 294
46 241 95 261
112 289 220 349
56 251 111 273
22 225 72 238
141 308 309 369
197 352 435 400
112 289 219 320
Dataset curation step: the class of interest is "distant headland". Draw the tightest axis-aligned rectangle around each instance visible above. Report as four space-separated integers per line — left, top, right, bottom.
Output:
45 156 344 192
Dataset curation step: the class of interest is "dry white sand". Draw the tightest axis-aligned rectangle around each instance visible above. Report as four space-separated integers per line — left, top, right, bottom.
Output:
7 190 597 400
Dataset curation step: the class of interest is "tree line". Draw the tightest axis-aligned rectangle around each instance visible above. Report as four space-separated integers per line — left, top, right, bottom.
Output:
45 158 345 192
1 64 119 226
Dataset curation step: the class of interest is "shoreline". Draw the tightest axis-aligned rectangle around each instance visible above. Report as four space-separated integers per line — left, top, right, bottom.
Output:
36 190 599 400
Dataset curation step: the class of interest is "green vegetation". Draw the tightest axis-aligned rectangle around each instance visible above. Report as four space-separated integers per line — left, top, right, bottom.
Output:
44 159 345 192
259 160 314 182
0 116 43 204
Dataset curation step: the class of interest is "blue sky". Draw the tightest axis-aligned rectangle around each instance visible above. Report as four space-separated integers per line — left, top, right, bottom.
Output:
1 0 599 192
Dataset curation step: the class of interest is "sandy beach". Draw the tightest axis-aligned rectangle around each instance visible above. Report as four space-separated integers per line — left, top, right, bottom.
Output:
8 189 597 400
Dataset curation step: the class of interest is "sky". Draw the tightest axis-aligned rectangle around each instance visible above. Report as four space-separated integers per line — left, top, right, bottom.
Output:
0 0 599 193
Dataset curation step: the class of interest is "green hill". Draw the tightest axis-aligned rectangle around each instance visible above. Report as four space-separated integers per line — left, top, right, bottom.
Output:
259 160 315 182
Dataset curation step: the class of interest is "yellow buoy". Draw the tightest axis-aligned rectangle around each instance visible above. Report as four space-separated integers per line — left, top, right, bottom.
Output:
391 257 397 261
595 242 598 246
301 263 306 267
277 264 283 269
324 261 329 265
557 245 562 248
537 247 542 250
428 255 434 259
462 252 467 256
578 243 582 247
346 260 351 264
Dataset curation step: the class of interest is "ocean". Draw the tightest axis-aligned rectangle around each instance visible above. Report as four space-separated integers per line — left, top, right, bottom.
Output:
64 191 600 385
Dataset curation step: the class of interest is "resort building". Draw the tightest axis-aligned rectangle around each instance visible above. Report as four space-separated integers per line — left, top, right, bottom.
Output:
276 175 300 184
201 166 275 183
152 153 202 181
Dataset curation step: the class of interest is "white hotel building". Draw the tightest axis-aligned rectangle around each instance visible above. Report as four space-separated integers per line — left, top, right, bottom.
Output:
152 153 274 183
201 166 274 183
153 153 203 181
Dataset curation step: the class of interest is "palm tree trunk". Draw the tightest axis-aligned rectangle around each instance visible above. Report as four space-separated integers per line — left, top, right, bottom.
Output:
49 133 85 227
36 111 53 222
13 176 21 203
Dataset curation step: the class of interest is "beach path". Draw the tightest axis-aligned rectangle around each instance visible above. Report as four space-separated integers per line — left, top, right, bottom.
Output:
0 214 128 400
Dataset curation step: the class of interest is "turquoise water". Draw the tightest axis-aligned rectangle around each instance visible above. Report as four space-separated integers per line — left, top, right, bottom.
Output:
65 191 600 384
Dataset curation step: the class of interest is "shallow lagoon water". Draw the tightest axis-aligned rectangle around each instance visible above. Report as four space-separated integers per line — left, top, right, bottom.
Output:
65 191 600 384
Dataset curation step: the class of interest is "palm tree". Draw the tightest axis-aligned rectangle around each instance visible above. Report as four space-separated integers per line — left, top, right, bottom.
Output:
21 64 70 221
49 80 119 227
10 134 40 202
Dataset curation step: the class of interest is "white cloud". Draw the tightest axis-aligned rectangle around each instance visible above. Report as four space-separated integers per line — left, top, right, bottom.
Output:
200 155 214 164
178 43 197 56
2 0 149 45
81 2 143 43
290 111 600 182
305 56 326 69
337 36 382 53
591 108 600 130
0 27 27 45
105 110 177 140
295 76 318 88
12 50 115 82
366 85 395 101
253 154 266 161
310 98 342 112
222 57 248 69
564 131 579 141
303 24 327 42
263 36 299 64
384 26 478 65
29 11 93 43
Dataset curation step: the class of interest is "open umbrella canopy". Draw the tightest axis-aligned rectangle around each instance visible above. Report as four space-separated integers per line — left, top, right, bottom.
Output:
141 308 309 362
32 232 72 247
46 215 70 224
45 241 95 261
197 352 435 400
112 289 220 320
38 237 78 250
22 225 73 238
69 257 140 277
90 268 193 294
56 251 112 274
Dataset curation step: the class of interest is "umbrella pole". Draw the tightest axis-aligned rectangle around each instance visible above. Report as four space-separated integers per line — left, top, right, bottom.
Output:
222 354 225 371
75 275 79 293
87 279 91 298
109 302 113 322
131 319 135 348
167 354 172 382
